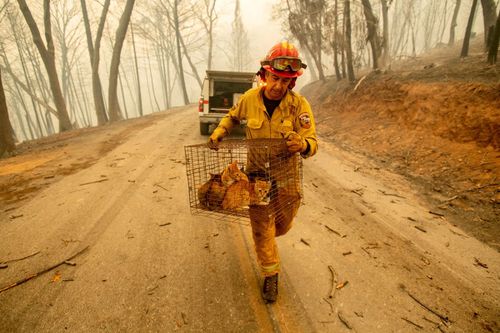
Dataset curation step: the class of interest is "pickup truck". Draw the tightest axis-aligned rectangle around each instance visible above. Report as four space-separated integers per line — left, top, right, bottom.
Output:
198 70 257 135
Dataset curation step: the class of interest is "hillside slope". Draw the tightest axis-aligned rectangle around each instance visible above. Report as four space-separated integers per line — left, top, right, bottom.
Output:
301 45 500 251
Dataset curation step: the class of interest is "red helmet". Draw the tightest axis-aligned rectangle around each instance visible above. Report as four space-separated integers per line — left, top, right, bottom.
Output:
260 41 307 78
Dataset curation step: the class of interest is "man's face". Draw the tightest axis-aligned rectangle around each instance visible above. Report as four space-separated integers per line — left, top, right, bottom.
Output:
263 71 292 100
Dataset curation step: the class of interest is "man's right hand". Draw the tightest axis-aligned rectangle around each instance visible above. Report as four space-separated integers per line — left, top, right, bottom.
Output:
208 128 226 150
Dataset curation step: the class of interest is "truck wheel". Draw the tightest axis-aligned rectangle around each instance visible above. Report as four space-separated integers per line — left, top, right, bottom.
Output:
200 123 210 135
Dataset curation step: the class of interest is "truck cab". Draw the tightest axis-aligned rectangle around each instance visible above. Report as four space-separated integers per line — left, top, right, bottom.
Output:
198 70 257 135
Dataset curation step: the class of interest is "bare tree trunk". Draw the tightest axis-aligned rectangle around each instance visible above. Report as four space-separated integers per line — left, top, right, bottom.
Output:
7 76 34 140
408 2 417 57
146 46 160 113
26 42 54 130
59 41 75 125
341 8 347 79
461 0 479 57
449 0 461 46
118 71 129 119
0 68 16 156
341 49 347 79
17 0 72 132
332 0 342 81
44 111 54 134
488 9 500 64
81 0 109 125
303 49 318 82
0 64 58 117
423 1 437 51
3 74 29 140
361 0 382 69
164 43 174 109
391 0 411 57
381 0 390 66
344 0 355 82
173 0 189 105
8 93 29 140
207 17 214 70
179 33 202 88
108 0 135 122
67 70 87 127
156 43 169 109
75 61 92 126
7 19 44 137
316 11 325 81
480 0 498 48
438 0 450 43
204 0 217 70
130 22 143 116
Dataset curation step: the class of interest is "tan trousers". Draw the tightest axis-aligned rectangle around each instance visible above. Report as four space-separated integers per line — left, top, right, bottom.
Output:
249 189 300 276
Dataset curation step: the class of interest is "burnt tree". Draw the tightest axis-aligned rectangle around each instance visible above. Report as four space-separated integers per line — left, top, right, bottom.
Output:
488 9 500 64
81 0 110 125
344 0 355 82
17 0 72 132
381 0 391 66
449 0 461 46
480 0 498 48
333 0 342 80
108 0 135 122
0 68 16 156
361 0 382 69
461 0 478 58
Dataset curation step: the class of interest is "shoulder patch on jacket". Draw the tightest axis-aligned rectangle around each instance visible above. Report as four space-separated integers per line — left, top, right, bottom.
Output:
298 113 311 129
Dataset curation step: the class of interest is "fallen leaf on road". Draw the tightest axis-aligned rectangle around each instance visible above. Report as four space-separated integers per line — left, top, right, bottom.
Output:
52 272 61 282
336 281 349 289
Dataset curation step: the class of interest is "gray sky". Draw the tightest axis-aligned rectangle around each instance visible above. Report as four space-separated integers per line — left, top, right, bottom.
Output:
217 0 284 66
214 0 313 86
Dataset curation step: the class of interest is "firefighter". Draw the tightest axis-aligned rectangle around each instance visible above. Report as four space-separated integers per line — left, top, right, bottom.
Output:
208 41 318 303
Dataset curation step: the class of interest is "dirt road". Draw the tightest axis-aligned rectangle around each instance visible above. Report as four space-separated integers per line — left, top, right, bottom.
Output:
0 106 498 332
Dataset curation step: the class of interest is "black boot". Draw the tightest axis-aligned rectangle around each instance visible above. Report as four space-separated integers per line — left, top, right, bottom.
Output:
262 273 278 303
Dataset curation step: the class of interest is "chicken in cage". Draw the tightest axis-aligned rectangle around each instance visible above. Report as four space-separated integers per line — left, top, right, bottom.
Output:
184 138 303 224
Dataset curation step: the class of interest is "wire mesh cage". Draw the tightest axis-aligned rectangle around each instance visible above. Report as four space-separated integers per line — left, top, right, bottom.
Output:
185 139 303 224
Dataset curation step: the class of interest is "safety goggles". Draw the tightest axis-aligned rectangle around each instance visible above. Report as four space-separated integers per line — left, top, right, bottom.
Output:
261 57 307 72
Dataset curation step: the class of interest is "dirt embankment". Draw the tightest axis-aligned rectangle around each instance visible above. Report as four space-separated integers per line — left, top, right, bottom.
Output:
302 54 500 251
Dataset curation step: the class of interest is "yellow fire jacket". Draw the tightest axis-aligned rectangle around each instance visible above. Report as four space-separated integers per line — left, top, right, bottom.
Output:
213 86 318 158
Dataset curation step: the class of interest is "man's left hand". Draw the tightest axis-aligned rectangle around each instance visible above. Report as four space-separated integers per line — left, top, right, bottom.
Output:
285 131 307 154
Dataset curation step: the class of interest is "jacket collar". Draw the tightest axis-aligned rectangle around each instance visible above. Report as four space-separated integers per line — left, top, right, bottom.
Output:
258 87 298 117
